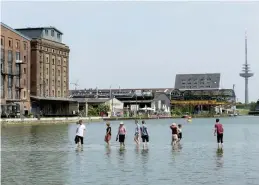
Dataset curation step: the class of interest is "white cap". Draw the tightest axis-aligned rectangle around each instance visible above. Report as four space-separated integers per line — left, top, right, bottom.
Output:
120 122 124 125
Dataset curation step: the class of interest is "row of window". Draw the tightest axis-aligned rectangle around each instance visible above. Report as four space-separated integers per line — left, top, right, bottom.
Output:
181 85 212 89
40 89 66 97
1 37 27 50
4 50 27 63
44 29 61 39
40 46 68 56
2 75 26 88
0 87 27 99
43 67 67 76
41 78 66 87
40 55 67 66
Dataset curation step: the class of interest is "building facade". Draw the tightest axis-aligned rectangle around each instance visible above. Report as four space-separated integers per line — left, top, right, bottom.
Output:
15 27 74 116
1 23 31 117
15 27 69 98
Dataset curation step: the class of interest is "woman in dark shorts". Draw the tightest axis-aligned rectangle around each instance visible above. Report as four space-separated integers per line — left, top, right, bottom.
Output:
178 124 182 142
104 122 112 145
116 122 126 148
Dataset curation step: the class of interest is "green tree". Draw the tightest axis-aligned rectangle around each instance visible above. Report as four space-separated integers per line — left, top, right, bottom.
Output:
88 106 99 116
250 102 257 111
97 104 110 113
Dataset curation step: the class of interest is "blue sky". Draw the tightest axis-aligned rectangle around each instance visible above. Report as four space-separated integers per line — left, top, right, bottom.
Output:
1 1 259 102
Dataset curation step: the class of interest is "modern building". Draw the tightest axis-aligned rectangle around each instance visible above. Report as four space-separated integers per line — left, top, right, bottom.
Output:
174 73 221 90
1 22 31 117
15 26 76 116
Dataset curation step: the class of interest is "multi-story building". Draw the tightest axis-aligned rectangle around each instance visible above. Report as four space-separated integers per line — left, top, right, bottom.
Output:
15 26 77 116
15 27 69 98
1 22 31 117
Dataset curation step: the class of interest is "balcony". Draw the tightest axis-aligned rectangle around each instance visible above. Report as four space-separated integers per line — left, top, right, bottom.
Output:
16 60 25 64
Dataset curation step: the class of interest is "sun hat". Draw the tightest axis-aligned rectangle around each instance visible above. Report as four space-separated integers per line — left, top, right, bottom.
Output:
120 122 124 125
106 122 110 126
171 123 177 126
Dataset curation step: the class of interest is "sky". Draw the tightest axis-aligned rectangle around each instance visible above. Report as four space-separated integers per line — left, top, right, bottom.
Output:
1 1 259 103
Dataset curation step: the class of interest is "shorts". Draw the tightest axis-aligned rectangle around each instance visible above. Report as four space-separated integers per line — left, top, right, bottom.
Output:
178 133 182 140
142 135 149 142
119 135 125 143
75 135 84 144
172 134 178 141
104 134 111 142
217 133 223 143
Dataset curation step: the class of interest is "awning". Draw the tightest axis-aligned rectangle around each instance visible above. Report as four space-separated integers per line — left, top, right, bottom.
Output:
30 95 78 102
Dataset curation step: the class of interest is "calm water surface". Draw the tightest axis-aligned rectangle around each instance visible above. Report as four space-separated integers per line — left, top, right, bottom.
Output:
1 117 259 185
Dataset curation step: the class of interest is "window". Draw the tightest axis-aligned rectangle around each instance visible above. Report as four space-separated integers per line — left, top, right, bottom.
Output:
24 42 27 50
46 79 48 85
15 41 19 49
16 64 20 75
16 52 20 60
1 76 4 98
8 75 12 87
63 90 66 96
24 68 26 74
51 30 54 36
24 91 26 98
46 57 49 63
64 80 66 86
1 38 3 46
8 87 12 99
8 50 12 62
52 69 54 76
46 68 48 75
57 33 60 39
24 79 26 86
24 56 27 63
15 90 20 99
58 60 61 65
52 80 54 86
58 91 60 97
58 80 60 86
15 76 20 87
46 89 49 96
1 49 4 60
52 90 54 96
52 58 55 65
45 30 48 35
58 70 60 76
8 40 12 47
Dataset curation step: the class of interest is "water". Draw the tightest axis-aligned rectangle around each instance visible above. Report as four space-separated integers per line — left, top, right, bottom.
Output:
1 116 259 185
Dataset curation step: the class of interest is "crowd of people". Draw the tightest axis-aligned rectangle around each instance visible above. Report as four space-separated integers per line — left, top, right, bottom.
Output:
74 118 224 150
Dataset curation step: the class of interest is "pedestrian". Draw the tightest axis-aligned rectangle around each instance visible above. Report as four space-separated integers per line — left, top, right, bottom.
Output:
75 119 86 149
170 123 178 146
134 120 141 145
140 120 149 149
104 122 112 146
116 122 126 148
214 118 224 149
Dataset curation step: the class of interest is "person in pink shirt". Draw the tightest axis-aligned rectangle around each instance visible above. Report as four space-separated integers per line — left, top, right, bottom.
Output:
214 118 224 149
116 122 126 148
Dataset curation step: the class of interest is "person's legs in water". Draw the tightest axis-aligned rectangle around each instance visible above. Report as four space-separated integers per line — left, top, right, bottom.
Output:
134 134 139 145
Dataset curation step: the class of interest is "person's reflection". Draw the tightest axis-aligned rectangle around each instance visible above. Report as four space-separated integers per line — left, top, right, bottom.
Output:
172 143 183 153
105 145 111 157
140 149 149 177
215 148 224 168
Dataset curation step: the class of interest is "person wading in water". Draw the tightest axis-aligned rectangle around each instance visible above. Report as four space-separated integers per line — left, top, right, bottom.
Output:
104 122 112 146
140 120 149 150
214 118 224 149
116 122 126 148
170 123 178 146
75 120 86 149
134 120 141 145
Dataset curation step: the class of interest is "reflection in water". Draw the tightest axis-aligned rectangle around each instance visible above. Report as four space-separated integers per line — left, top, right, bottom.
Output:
215 149 224 168
105 145 111 157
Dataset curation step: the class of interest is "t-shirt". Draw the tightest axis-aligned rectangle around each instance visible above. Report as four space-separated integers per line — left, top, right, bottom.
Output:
106 126 111 135
171 126 178 135
118 126 126 135
76 124 86 137
135 124 140 134
215 123 223 134
140 125 148 136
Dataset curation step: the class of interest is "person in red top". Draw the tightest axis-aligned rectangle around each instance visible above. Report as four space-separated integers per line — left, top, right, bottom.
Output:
214 118 224 149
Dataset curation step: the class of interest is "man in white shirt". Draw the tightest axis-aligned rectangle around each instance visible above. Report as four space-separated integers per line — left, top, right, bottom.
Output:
75 120 86 147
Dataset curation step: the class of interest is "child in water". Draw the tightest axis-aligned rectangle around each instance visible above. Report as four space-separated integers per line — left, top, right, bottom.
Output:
177 124 182 142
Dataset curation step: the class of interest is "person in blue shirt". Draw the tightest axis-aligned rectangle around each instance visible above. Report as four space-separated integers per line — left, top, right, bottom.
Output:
140 120 149 149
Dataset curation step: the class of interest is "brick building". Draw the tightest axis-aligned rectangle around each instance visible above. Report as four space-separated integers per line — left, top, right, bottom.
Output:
1 22 31 117
15 26 77 116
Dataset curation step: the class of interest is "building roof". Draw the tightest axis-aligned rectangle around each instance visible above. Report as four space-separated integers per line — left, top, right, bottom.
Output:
86 98 111 103
16 26 63 35
30 95 77 102
1 22 31 41
175 73 221 90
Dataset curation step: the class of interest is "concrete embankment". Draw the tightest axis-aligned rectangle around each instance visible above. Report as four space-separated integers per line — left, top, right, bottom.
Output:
0 117 103 126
